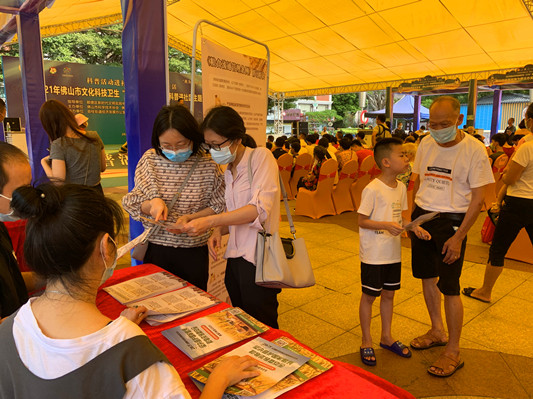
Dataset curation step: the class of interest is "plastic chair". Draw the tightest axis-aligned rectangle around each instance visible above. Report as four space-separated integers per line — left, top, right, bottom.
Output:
290 153 312 199
277 153 294 200
506 228 533 264
295 158 337 219
332 159 358 214
350 155 374 210
482 182 497 212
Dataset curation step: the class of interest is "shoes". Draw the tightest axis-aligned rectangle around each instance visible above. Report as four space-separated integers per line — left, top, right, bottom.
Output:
462 287 490 303
360 347 376 366
410 331 448 350
427 353 464 378
380 341 412 358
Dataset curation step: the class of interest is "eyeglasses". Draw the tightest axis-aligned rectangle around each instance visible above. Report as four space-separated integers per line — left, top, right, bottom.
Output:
159 142 190 151
201 138 230 151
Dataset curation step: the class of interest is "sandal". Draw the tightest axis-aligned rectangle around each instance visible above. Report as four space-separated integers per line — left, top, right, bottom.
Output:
462 287 490 303
427 353 464 377
360 347 376 366
380 340 412 358
410 331 448 350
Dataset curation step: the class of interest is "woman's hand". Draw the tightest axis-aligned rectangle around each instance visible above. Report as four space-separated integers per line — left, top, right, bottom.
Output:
166 214 192 234
120 305 148 325
149 198 168 222
182 216 215 236
209 356 260 388
490 202 501 213
208 227 222 260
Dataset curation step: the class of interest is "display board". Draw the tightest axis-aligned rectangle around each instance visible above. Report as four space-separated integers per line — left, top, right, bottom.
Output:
2 56 202 144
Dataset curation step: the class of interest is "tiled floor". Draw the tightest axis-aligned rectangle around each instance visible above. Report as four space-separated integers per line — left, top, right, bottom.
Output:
105 180 533 398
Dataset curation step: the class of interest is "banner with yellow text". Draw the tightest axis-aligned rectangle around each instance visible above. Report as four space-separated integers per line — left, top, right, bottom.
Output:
201 38 268 145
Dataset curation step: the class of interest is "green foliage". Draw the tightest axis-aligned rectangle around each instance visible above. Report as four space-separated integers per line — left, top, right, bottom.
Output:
305 109 339 124
332 93 360 117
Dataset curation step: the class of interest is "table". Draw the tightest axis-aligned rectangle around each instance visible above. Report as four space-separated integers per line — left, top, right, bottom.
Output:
97 264 415 399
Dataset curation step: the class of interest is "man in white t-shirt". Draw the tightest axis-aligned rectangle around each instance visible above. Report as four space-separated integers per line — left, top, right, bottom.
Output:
408 96 494 378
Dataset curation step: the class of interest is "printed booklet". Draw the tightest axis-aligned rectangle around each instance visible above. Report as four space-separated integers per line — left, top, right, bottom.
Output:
103 271 187 305
162 307 269 359
189 337 309 396
190 336 333 399
129 286 221 326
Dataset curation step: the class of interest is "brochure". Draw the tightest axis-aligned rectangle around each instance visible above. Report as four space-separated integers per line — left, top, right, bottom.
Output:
129 286 221 326
162 307 269 359
189 337 309 396
190 336 333 399
103 271 187 305
404 211 439 231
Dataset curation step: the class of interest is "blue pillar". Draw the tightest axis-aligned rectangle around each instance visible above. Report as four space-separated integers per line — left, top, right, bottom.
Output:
490 89 502 138
413 95 421 131
16 11 47 183
385 87 393 125
0 123 5 142
466 79 478 128
121 0 168 250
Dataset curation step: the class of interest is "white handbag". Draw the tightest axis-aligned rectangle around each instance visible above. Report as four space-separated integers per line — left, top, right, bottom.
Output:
248 150 315 289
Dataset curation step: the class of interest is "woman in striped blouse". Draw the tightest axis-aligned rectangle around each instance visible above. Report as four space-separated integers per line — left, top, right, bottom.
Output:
122 105 225 290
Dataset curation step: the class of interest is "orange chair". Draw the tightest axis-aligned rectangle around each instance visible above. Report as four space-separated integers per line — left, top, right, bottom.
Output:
332 159 358 214
492 154 509 197
295 158 337 219
289 153 312 198
506 228 533 264
350 155 374 210
277 153 294 200
482 182 497 212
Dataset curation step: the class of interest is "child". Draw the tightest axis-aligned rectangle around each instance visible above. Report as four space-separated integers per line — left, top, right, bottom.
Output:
296 145 327 192
357 138 430 366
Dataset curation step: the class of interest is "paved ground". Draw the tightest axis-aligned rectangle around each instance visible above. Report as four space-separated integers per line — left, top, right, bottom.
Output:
104 171 533 398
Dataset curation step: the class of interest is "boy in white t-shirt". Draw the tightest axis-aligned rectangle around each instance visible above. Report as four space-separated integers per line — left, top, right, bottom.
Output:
358 138 430 366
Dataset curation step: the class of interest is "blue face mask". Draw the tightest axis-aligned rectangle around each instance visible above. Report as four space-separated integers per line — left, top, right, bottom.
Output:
0 194 20 222
429 121 458 144
100 236 118 286
162 148 192 163
210 145 236 165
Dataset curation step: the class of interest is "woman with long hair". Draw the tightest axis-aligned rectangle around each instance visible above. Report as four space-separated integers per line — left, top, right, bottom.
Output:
40 100 106 193
182 106 282 328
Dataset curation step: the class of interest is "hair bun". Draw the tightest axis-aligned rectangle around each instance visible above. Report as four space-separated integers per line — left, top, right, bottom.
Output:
11 184 61 219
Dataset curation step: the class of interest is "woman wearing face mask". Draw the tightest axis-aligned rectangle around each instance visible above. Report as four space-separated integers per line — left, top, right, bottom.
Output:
181 106 281 328
0 183 256 398
122 105 225 291
462 103 533 303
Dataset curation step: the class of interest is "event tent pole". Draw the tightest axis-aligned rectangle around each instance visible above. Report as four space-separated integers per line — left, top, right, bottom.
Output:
16 11 48 183
413 95 421 131
490 89 502 138
466 79 478 128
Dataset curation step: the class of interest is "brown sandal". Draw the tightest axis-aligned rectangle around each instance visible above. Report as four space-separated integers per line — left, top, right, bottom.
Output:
410 331 448 350
427 353 464 377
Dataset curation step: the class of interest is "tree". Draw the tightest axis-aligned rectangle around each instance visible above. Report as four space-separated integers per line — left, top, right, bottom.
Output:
332 93 359 117
366 90 386 111
305 109 339 125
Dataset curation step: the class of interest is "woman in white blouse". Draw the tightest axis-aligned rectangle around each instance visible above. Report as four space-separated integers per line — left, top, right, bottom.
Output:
182 106 281 328
122 105 225 291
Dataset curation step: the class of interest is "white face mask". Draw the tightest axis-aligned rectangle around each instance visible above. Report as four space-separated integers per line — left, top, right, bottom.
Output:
0 194 20 222
429 120 458 144
99 236 118 286
209 144 236 165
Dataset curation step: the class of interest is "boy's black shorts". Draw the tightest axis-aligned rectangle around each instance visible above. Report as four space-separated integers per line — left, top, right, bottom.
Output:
360 262 401 297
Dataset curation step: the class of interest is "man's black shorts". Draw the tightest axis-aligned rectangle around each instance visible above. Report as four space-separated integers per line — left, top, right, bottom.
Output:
410 206 467 296
360 262 401 297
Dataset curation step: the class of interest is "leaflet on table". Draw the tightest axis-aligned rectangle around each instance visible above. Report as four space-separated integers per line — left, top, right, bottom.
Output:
404 211 439 231
162 307 269 360
190 336 333 399
189 337 309 396
103 271 187 305
129 286 221 326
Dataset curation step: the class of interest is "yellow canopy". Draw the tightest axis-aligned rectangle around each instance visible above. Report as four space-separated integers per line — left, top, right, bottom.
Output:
6 0 533 97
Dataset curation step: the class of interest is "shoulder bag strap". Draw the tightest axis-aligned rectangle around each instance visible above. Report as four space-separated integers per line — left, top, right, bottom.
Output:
143 155 201 241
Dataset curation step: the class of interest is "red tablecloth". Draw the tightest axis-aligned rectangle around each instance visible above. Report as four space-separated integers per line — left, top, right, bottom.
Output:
97 264 414 399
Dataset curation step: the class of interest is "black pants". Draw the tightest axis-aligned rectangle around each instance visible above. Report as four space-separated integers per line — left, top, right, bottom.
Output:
225 257 281 328
144 243 209 291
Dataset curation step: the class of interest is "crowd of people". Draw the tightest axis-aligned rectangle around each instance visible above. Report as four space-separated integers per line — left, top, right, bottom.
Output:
0 95 531 397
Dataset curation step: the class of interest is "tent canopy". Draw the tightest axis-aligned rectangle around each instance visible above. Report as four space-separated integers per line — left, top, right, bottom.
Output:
366 95 430 119
2 0 533 97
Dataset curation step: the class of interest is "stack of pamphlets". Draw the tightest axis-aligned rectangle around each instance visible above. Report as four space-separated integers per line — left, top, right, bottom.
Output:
189 337 309 396
162 307 269 359
103 271 220 325
189 336 333 398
